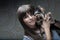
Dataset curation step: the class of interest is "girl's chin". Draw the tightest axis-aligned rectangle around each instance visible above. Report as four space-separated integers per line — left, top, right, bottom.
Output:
28 25 36 28
29 22 35 25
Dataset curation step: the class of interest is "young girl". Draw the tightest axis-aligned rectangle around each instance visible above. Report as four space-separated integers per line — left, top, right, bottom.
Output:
17 4 60 40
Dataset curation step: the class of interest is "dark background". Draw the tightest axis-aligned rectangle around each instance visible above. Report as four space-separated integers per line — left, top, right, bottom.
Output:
0 0 60 40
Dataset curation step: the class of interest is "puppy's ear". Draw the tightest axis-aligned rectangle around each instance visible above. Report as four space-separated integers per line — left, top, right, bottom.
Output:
37 5 45 13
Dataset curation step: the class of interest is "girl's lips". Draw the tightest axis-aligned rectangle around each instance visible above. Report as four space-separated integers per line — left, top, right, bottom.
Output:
29 21 33 23
29 20 35 23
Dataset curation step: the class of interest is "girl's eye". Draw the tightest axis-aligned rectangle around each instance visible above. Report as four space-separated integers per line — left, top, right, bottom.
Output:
30 14 33 16
27 12 33 16
23 13 34 18
29 13 34 16
24 15 28 18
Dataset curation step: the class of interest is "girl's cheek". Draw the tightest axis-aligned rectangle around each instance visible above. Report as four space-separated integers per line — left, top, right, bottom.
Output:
23 18 29 22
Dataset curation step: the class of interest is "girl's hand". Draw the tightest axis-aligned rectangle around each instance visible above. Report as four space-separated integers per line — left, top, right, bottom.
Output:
42 12 52 29
41 12 52 40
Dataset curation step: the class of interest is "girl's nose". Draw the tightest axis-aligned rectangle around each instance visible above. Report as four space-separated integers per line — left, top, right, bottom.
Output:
29 15 32 19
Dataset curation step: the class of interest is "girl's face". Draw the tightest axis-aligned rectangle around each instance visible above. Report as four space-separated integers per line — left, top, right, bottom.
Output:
23 12 36 28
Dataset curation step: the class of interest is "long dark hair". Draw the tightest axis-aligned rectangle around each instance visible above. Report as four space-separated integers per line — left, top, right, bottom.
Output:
17 4 43 40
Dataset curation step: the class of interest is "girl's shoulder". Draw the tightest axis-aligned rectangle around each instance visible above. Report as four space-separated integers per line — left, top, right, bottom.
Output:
23 35 34 40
